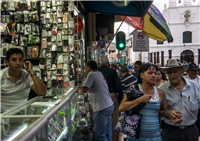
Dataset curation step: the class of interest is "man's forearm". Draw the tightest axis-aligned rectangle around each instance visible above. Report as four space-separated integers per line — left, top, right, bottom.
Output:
159 110 169 119
78 87 89 94
32 74 47 96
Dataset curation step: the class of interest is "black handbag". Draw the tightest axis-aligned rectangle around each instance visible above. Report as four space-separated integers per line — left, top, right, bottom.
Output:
126 85 146 115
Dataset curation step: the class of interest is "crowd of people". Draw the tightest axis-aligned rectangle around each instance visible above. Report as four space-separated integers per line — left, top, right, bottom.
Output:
79 56 200 141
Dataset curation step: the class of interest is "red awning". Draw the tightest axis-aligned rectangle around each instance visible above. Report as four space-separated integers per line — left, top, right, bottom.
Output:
118 16 143 30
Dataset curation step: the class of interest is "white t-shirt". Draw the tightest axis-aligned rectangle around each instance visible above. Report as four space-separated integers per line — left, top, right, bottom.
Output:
83 71 113 112
184 74 200 84
1 67 34 113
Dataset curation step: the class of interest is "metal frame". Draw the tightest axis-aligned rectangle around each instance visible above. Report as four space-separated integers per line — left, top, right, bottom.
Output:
13 87 78 141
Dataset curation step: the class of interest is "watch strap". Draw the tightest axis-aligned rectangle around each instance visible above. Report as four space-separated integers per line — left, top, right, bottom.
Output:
30 72 37 77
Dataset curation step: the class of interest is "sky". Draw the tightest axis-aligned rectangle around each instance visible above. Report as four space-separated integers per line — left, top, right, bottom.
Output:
154 0 169 12
113 0 168 42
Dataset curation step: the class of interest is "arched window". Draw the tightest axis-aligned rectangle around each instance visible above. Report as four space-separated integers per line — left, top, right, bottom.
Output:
183 31 192 43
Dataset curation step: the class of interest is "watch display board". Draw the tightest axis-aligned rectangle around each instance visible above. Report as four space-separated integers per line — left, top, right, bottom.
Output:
0 1 77 89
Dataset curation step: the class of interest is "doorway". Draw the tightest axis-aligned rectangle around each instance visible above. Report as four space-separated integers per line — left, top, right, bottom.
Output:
180 50 194 63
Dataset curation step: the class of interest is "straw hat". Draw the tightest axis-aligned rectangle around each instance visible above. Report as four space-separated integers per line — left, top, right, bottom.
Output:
159 59 189 74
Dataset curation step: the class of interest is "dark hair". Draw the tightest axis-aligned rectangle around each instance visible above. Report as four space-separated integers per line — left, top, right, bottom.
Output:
116 62 120 65
111 64 117 70
135 60 142 67
157 69 167 80
137 63 158 84
121 66 129 73
86 60 97 71
6 48 24 60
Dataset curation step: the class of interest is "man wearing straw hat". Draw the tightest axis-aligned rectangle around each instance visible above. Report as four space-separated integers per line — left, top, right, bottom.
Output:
159 59 200 141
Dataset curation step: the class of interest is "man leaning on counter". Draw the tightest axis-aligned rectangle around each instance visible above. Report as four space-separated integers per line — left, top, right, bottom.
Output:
1 48 47 113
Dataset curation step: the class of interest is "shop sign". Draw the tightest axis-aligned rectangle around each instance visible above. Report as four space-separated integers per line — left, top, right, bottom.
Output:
98 40 105 48
116 53 122 58
111 0 131 8
75 16 84 33
133 30 149 52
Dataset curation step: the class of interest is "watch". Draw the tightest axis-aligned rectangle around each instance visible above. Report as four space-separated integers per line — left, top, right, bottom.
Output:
30 72 37 77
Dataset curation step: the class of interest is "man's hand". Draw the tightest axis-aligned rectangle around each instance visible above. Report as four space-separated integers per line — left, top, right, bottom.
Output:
78 87 89 94
166 110 183 124
25 61 34 74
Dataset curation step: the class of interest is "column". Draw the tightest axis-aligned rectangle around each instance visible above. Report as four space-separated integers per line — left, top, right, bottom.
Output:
161 51 164 66
150 53 152 63
198 49 200 65
157 52 160 63
154 52 156 64
168 50 172 59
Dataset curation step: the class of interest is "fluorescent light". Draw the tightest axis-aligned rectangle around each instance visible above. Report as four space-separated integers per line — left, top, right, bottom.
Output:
7 125 28 141
64 88 73 95
42 107 50 114
56 126 68 141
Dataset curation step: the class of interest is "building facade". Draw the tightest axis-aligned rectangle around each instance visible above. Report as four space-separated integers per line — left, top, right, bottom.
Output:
145 0 200 66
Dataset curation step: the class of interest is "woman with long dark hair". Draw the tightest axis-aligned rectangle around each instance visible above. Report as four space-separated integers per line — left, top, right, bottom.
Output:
119 63 182 141
155 69 167 87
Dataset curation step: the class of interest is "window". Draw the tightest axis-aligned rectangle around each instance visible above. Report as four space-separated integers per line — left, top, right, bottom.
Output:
157 41 163 44
183 31 192 43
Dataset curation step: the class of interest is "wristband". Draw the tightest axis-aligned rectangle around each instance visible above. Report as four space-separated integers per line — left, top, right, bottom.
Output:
30 72 37 77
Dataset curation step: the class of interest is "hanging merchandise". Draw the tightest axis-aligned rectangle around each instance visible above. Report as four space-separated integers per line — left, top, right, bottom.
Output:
32 45 39 58
19 35 27 47
8 23 16 35
42 38 47 49
24 24 32 35
16 23 24 33
11 34 19 46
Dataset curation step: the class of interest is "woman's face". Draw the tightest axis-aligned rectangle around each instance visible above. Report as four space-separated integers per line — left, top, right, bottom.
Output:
156 71 163 81
134 64 140 73
140 66 157 84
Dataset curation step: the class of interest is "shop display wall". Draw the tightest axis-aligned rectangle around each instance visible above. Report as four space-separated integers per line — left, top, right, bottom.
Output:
0 1 76 89
39 1 76 89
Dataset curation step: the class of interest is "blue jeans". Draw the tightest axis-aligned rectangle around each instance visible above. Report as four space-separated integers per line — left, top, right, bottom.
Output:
93 105 114 141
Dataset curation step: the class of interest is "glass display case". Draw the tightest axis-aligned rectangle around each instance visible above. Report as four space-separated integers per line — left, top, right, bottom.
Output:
1 87 93 141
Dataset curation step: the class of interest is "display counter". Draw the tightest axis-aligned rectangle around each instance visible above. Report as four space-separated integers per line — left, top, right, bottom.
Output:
1 86 91 141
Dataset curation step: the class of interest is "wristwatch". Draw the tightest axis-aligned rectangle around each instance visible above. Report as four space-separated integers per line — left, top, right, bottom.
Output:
30 72 37 77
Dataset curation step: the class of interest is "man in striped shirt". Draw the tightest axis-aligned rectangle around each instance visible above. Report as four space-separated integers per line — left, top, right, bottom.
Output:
121 66 137 94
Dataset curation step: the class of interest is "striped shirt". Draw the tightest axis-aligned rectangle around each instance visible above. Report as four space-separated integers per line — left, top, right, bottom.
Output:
121 73 137 93
128 84 162 141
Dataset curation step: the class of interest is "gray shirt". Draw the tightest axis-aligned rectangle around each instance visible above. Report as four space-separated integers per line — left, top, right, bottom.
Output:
159 78 200 126
83 71 113 112
1 67 34 112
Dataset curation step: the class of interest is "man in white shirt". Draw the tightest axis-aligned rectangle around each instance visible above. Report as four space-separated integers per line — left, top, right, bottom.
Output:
184 63 200 137
1 48 47 113
184 63 200 84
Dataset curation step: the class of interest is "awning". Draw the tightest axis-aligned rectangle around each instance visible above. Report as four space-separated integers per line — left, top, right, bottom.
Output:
85 1 153 18
118 4 173 43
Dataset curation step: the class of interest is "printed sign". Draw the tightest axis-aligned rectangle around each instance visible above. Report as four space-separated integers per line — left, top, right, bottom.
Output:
75 16 84 33
98 40 105 48
133 30 149 52
116 53 122 58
